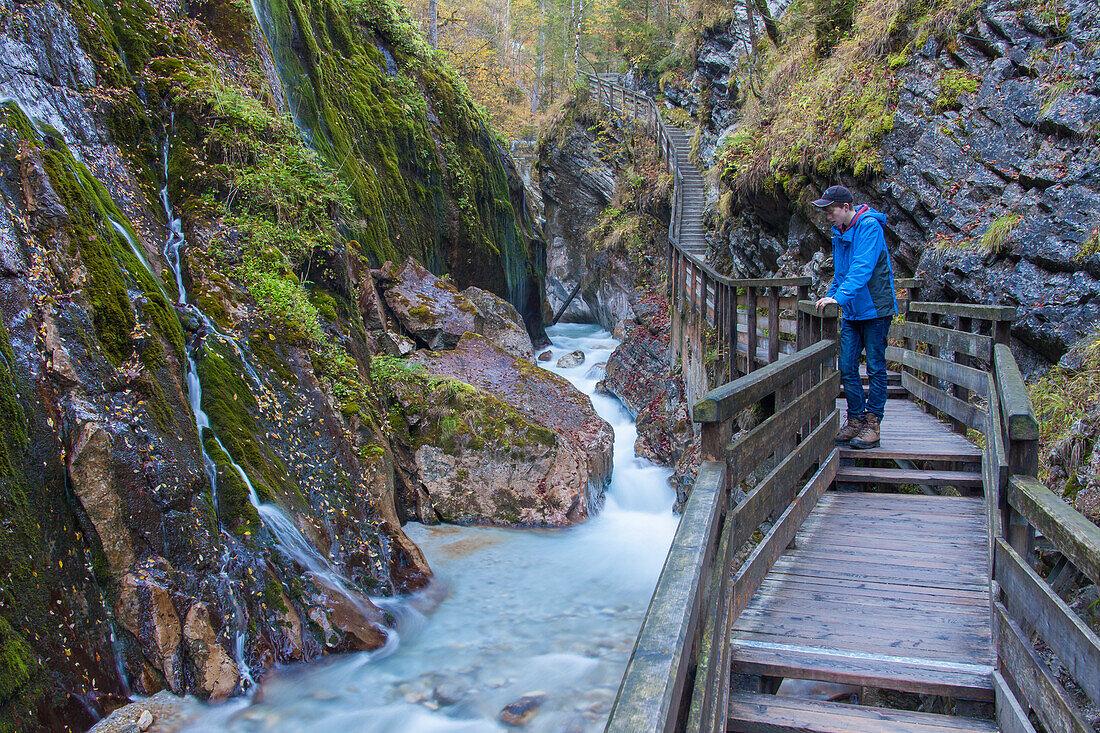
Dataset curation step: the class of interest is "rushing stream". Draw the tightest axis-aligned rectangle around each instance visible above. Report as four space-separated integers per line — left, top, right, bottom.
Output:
180 323 679 731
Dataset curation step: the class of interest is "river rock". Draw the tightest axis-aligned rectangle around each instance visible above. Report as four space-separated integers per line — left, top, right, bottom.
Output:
499 693 547 726
538 349 553 361
407 334 613 525
182 603 239 700
556 350 585 368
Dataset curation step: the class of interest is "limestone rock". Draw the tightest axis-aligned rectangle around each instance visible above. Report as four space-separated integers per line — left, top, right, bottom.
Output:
116 558 183 694
384 257 475 350
461 285 535 361
556 350 585 368
182 603 239 700
67 418 133 577
407 334 613 525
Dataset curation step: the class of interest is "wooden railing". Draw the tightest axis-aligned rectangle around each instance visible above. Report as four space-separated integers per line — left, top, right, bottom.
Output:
606 305 840 732
586 73 811 394
883 300 1100 733
590 70 1100 732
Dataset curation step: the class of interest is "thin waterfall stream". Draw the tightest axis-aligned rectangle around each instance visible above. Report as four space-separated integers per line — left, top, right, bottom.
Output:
155 121 397 689
180 323 680 732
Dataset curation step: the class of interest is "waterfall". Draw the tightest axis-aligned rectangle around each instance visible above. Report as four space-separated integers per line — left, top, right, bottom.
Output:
155 120 395 686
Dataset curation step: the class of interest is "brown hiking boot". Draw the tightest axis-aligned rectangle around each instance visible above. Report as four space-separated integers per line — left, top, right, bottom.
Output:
835 414 866 445
850 413 881 450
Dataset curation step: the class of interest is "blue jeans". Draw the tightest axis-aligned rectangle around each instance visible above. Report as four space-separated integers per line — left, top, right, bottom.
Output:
840 316 891 420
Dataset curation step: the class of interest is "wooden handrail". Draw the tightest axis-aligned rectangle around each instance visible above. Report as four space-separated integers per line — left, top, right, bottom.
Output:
605 460 727 732
908 301 1017 322
693 340 836 423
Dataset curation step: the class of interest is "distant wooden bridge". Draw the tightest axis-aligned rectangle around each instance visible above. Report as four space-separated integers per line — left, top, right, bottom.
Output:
586 73 1100 733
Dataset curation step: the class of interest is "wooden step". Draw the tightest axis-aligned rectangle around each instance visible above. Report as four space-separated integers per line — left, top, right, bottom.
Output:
839 385 908 398
729 641 993 701
835 466 983 488
727 691 997 732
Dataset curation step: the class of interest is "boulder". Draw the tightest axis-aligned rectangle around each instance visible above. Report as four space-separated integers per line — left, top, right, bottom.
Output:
407 334 613 525
182 603 239 700
556 350 585 368
461 285 535 361
537 350 553 361
384 257 475 350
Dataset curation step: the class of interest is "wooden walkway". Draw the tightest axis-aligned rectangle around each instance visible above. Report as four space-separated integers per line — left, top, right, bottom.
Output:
725 388 997 731
594 71 1100 733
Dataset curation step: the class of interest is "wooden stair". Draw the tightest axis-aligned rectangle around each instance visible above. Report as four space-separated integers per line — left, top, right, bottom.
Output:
727 692 997 732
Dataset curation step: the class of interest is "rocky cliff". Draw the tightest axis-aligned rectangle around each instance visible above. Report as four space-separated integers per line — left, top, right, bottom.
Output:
0 0 551 728
662 0 1099 374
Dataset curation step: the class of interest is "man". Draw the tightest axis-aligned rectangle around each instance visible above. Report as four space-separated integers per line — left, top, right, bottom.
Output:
813 185 896 450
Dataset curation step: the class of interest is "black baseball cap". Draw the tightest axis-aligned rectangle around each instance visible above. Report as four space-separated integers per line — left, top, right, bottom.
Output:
812 185 854 207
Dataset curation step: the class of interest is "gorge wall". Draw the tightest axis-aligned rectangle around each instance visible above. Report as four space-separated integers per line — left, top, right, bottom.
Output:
660 0 1100 375
0 0 557 728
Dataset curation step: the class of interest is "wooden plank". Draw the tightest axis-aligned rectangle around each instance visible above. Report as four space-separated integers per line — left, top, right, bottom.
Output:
885 346 990 394
725 412 839 558
606 461 726 733
993 602 1091 733
890 321 993 361
993 344 1039 441
717 276 812 288
727 372 839 486
727 692 998 733
834 466 983 488
694 340 836 422
909 301 1017 322
729 641 994 701
993 671 1040 733
994 538 1100 708
687 497 736 733
1007 475 1100 588
729 450 839 624
902 371 987 432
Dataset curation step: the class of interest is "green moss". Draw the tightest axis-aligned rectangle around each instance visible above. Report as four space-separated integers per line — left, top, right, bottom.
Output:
932 69 980 113
0 616 37 703
408 304 432 319
203 429 262 536
0 319 27 480
1077 228 1100 262
196 341 303 509
0 104 184 366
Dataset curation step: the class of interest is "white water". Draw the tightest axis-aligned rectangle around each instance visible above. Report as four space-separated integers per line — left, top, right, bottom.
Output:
180 323 679 732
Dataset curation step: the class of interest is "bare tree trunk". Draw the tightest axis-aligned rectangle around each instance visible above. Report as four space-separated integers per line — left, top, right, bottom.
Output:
573 0 585 64
532 0 546 112
754 0 782 45
429 0 438 49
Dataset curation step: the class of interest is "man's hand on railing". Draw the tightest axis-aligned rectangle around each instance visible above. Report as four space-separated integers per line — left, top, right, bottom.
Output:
815 297 838 313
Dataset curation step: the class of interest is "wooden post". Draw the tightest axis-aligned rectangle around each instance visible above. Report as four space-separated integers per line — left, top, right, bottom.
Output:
768 286 780 364
730 287 740 380
747 287 758 373
955 315 973 436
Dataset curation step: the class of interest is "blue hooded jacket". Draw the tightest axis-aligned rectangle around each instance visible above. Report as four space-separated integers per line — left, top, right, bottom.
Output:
827 205 897 321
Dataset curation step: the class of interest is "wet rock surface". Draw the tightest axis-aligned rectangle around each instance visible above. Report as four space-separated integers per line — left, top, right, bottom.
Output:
603 292 696 506
405 334 614 525
538 116 640 335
